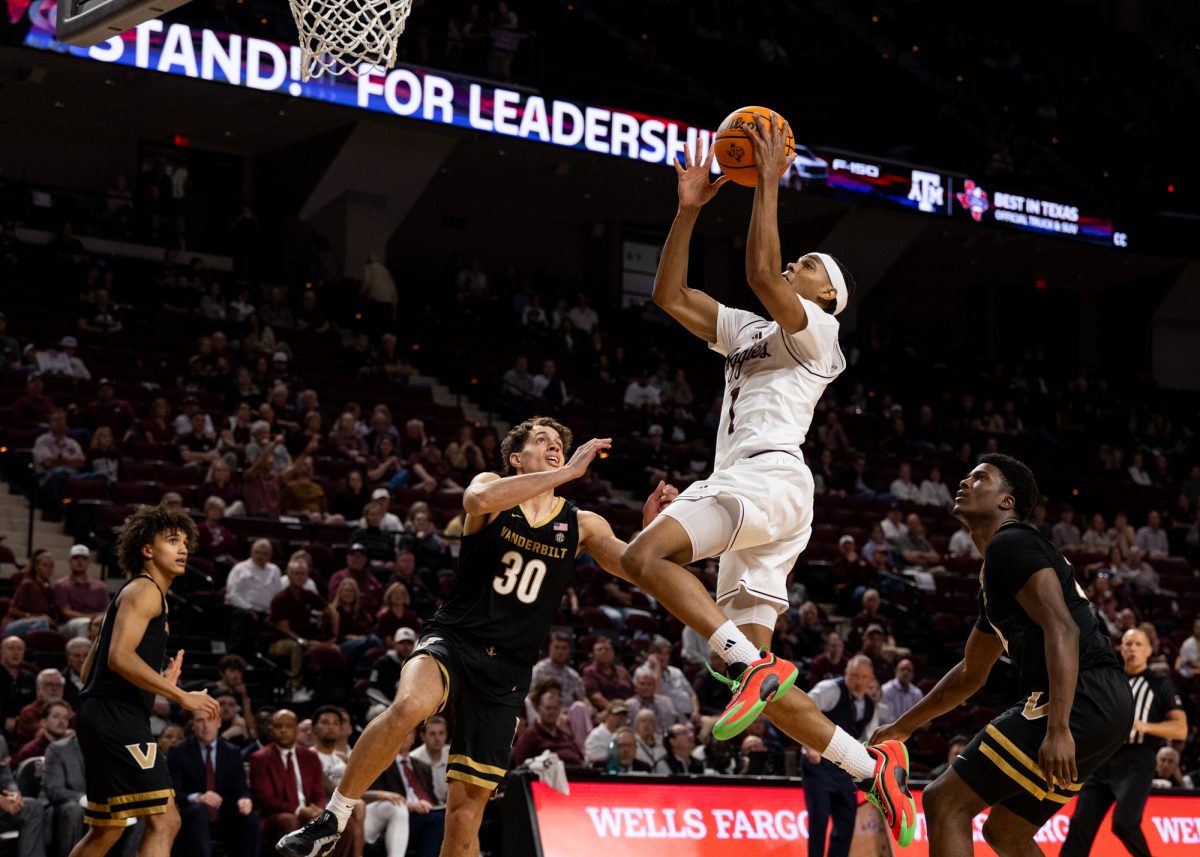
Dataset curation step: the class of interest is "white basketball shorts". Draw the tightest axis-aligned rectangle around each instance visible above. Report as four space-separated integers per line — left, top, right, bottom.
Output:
659 451 814 628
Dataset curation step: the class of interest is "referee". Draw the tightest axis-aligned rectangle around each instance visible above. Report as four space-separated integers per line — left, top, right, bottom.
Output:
1061 627 1188 856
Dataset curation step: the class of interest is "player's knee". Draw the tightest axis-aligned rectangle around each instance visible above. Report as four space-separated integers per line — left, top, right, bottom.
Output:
387 684 437 724
149 805 181 836
619 538 652 580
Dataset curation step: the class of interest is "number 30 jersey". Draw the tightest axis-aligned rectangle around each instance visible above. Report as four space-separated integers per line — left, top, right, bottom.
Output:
709 299 844 473
428 498 579 664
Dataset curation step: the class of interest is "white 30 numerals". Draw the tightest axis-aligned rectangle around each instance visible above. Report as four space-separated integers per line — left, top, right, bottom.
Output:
493 550 548 604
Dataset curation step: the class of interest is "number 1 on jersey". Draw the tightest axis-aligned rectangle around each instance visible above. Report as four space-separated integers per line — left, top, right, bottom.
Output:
493 550 548 604
727 386 742 434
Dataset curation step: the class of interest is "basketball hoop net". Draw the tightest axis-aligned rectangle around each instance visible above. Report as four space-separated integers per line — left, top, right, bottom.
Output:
287 0 412 80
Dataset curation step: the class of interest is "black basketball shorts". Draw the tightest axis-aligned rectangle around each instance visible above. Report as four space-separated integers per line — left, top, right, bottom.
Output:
952 667 1133 827
410 627 530 791
77 696 174 826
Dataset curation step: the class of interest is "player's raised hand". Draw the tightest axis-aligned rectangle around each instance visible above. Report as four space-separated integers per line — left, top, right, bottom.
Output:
676 142 730 210
642 480 680 528
163 649 184 686
564 437 612 479
745 111 795 179
181 688 221 721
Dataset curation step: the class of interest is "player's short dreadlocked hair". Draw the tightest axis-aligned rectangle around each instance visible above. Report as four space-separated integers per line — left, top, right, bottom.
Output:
979 453 1040 521
114 504 199 577
500 417 574 475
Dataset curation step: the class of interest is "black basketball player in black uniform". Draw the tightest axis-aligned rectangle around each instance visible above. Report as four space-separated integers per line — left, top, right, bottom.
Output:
872 454 1133 856
278 417 678 857
1061 625 1187 856
72 504 220 857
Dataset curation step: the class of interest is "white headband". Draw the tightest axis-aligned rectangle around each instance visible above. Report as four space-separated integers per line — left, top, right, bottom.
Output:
813 252 849 316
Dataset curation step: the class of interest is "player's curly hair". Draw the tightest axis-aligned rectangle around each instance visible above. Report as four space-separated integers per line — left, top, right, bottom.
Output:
499 417 574 475
114 504 199 577
979 453 1040 521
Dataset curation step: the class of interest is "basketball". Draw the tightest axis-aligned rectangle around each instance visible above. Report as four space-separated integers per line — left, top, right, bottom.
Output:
713 106 796 187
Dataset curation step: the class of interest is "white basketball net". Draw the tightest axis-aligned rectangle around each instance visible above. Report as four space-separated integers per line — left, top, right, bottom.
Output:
288 0 413 80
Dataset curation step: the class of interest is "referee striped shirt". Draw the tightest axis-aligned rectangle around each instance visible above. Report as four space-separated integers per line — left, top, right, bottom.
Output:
1125 669 1182 749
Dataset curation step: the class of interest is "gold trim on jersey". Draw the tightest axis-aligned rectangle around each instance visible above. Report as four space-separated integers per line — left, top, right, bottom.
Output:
521 497 565 529
979 742 1047 801
449 754 507 777
409 653 450 713
87 788 174 811
83 817 138 828
979 729 1084 801
446 769 501 791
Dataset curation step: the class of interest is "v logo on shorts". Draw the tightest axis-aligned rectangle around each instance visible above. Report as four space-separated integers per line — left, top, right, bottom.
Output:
1021 691 1050 721
126 743 158 769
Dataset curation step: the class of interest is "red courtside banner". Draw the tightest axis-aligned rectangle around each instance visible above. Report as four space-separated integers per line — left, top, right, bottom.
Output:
530 781 1200 856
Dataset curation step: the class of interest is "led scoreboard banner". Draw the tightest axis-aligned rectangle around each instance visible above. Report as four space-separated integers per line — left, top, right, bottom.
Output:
17 3 1131 250
528 780 1200 856
817 152 1129 248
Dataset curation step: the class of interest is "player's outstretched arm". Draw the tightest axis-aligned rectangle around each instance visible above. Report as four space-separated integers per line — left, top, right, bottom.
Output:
743 113 807 334
1015 568 1081 787
579 481 679 583
463 438 612 522
871 626 1003 743
652 145 725 344
108 580 220 719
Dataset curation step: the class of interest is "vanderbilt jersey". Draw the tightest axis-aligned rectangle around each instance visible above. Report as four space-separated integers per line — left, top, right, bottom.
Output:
429 499 579 664
80 575 168 716
708 299 844 472
975 523 1121 696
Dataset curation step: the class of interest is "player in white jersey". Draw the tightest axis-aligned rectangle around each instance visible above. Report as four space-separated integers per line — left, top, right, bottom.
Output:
621 116 916 847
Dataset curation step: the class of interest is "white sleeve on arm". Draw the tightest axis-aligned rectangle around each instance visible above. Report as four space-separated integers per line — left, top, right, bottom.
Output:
787 296 840 365
807 679 841 713
708 304 763 358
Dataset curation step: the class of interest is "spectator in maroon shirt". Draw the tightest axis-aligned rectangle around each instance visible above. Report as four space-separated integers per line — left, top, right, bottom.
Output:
12 373 54 427
177 411 221 470
513 681 584 766
848 588 891 650
140 396 176 444
4 549 61 636
13 699 73 766
202 459 245 516
374 582 421 643
582 636 634 711
243 434 294 518
398 418 429 462
81 378 136 438
328 412 368 462
832 534 874 605
198 496 239 566
807 632 849 688
53 544 108 639
269 556 330 702
327 546 384 616
321 578 382 665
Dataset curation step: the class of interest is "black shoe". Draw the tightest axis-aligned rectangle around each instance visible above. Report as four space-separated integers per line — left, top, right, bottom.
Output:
276 810 342 857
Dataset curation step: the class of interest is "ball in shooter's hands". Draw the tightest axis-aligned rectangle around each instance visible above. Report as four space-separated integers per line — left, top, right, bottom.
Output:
713 106 795 187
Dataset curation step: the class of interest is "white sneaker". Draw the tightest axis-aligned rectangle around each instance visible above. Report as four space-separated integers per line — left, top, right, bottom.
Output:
291 686 313 703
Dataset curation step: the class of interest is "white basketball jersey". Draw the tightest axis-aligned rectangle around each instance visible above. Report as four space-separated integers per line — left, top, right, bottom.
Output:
708 297 845 472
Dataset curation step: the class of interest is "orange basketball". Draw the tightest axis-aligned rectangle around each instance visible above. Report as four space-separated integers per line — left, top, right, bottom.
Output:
713 106 795 187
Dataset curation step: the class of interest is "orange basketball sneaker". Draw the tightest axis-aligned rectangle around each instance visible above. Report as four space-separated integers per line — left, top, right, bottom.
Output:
709 649 798 740
861 740 917 848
